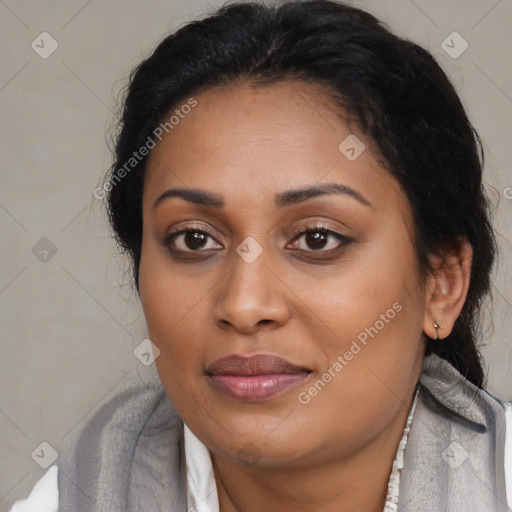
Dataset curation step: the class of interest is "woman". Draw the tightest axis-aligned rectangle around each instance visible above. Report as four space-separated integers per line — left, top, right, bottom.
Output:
10 1 512 511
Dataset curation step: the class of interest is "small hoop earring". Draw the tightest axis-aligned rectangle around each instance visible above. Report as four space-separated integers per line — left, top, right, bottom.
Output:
433 322 441 341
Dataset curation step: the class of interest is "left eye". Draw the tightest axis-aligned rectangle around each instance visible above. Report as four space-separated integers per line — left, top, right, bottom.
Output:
289 228 348 252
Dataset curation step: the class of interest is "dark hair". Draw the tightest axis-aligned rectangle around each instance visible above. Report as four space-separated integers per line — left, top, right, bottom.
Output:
106 0 496 387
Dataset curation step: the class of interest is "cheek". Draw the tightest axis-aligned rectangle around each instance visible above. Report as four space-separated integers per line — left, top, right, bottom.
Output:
139 256 212 418
139 231 198 333
299 232 425 424
298 225 422 344
138 239 201 369
291 295 425 461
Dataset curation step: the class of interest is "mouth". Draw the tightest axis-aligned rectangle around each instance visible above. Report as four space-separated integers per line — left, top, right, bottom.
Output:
205 353 312 402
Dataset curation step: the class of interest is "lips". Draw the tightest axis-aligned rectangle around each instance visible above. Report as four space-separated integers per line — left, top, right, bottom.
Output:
206 354 311 401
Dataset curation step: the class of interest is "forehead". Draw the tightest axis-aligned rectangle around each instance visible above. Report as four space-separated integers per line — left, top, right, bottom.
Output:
143 80 401 210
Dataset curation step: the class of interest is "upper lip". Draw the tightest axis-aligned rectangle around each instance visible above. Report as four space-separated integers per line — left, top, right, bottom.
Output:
206 354 311 376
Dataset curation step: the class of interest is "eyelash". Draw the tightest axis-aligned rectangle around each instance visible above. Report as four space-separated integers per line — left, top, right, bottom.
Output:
163 223 352 260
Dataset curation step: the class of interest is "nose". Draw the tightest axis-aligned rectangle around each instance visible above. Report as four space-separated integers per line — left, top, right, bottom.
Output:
212 246 291 335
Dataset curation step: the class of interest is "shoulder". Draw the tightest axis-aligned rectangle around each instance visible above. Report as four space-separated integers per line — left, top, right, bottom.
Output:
8 465 58 512
400 353 512 511
419 353 509 425
57 378 186 510
503 399 512 510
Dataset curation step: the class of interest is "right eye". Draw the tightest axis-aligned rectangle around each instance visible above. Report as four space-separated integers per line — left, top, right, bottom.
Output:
164 227 223 257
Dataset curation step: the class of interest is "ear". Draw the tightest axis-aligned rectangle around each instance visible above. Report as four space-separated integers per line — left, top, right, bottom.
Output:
422 238 473 340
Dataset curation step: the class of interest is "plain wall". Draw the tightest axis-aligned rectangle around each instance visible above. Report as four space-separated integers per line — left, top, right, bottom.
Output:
1 0 511 508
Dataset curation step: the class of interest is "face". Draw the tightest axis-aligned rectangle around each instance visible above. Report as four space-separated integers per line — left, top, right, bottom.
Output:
138 80 428 470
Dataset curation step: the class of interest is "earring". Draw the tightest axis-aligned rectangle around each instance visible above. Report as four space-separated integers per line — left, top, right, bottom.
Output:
433 322 441 341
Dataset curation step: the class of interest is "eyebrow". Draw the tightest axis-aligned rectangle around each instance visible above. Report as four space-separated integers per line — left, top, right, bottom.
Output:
153 182 372 210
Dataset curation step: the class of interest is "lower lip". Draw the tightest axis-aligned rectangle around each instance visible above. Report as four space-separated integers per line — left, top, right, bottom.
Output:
209 372 310 401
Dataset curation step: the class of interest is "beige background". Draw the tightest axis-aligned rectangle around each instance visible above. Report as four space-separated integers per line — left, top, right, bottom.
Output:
1 0 511 508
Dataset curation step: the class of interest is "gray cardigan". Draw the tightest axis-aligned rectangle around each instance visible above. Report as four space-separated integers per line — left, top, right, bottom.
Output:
54 353 511 511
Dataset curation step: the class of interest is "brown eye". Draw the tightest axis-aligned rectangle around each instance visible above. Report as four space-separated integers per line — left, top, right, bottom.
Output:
303 230 329 250
292 228 349 252
165 229 222 253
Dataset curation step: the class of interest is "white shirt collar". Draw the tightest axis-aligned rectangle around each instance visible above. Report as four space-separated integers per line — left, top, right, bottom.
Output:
184 422 220 512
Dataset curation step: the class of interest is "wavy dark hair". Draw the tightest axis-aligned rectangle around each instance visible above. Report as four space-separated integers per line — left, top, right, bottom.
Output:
105 0 496 387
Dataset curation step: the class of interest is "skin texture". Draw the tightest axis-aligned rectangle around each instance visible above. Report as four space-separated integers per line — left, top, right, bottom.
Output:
138 80 472 512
